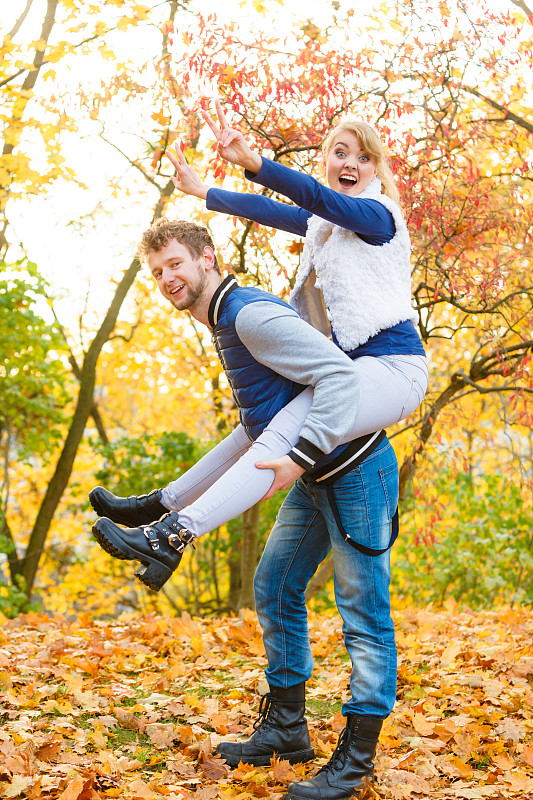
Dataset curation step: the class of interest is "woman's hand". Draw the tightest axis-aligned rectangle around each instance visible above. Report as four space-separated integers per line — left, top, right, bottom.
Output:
165 143 211 199
256 456 306 500
202 99 262 173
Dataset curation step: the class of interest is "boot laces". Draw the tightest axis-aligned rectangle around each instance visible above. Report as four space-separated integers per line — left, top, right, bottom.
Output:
317 725 352 774
253 693 273 731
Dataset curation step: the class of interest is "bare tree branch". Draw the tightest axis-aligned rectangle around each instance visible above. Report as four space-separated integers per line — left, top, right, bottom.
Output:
415 284 533 315
0 35 101 88
511 0 533 20
100 135 162 188
6 0 33 40
456 370 533 394
108 312 143 343
1 0 57 106
463 85 533 134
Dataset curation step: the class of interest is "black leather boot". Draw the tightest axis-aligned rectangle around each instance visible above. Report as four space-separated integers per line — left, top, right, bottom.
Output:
92 512 194 591
89 486 168 527
283 714 382 800
216 683 314 768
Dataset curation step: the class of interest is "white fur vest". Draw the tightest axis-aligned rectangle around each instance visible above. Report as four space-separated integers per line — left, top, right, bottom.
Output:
289 178 419 350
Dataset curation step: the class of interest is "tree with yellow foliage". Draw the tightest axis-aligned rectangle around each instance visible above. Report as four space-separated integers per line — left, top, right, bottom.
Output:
1 0 532 613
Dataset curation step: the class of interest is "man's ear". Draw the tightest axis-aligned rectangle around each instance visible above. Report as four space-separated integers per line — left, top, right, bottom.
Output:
202 245 216 270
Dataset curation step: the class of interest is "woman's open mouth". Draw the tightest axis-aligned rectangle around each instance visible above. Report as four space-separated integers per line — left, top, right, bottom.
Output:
339 174 357 188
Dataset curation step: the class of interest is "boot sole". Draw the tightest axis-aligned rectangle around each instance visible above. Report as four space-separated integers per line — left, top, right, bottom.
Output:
92 518 174 592
281 773 373 800
219 747 315 768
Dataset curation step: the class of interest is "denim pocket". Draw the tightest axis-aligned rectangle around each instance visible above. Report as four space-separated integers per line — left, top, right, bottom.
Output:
379 463 399 521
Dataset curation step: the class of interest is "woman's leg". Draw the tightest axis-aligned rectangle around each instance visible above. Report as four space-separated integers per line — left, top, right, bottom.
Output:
337 354 428 444
173 388 314 537
161 425 251 510
164 354 425 537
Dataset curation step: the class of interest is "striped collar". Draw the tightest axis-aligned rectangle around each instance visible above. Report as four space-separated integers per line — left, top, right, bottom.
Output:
208 275 238 327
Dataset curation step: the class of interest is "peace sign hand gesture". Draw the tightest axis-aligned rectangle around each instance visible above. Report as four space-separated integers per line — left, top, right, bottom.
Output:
165 143 211 200
201 100 262 174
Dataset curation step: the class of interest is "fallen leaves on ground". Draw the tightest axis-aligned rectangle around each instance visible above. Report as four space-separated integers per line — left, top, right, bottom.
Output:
0 604 532 799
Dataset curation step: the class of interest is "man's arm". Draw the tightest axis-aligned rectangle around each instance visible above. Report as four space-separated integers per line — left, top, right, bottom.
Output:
235 301 362 471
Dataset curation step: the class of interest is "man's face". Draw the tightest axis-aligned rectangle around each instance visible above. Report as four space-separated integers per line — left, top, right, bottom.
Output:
148 239 209 312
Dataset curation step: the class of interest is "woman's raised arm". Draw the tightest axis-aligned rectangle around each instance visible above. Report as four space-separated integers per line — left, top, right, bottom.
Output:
201 99 262 173
164 143 212 200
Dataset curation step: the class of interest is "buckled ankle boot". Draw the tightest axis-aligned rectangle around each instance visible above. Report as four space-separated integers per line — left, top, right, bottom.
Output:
283 714 382 800
216 683 314 768
92 512 194 591
89 486 168 527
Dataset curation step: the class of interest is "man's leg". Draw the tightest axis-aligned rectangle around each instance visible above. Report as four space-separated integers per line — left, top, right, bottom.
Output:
217 478 331 767
255 478 332 688
326 447 398 719
284 440 398 800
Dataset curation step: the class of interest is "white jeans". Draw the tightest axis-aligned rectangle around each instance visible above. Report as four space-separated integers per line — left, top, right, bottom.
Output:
161 354 428 537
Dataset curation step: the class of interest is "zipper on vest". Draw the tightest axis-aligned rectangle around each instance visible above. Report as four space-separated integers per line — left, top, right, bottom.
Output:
211 331 227 372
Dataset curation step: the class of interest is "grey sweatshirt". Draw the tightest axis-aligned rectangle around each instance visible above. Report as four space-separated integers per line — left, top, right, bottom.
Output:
234 300 362 466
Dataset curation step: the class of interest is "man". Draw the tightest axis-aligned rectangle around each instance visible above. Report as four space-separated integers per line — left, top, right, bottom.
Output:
92 218 399 800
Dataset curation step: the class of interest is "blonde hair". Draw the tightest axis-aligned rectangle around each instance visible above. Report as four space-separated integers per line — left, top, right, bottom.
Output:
322 120 401 207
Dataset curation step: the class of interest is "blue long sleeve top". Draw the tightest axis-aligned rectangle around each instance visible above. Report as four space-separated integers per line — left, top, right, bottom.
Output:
206 156 425 358
207 156 395 245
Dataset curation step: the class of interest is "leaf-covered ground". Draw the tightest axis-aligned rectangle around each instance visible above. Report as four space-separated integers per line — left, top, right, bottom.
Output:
0 605 532 800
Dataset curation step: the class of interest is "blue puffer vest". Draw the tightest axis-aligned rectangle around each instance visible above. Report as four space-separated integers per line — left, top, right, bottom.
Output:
209 276 306 441
208 276 396 557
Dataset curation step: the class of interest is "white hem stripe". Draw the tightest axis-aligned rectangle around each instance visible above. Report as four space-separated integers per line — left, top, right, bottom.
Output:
315 431 382 482
291 447 315 466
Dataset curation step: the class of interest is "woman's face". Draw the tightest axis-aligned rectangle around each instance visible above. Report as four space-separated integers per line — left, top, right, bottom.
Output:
325 131 377 197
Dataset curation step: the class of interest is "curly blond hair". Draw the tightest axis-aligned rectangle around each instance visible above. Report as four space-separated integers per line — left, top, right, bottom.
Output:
138 218 220 272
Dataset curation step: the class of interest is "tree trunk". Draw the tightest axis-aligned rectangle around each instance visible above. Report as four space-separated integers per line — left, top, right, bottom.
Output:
237 502 260 610
398 373 466 498
19 181 174 597
20 258 141 593
228 543 242 611
304 555 332 602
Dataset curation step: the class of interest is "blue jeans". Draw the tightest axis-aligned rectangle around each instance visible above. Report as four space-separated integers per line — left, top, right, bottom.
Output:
254 439 398 719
